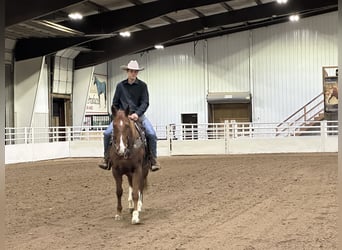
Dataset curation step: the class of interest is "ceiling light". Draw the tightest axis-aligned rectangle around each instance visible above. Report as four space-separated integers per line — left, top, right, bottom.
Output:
68 12 83 20
154 44 164 50
289 15 300 22
119 31 131 37
276 0 288 4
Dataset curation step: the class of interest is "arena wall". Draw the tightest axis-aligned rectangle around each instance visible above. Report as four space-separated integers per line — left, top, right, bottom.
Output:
5 136 337 165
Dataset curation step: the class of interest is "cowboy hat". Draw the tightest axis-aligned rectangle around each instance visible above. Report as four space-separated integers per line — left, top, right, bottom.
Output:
120 60 144 71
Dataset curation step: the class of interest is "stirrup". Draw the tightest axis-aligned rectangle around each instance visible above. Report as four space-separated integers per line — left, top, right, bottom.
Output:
150 158 160 172
151 164 160 172
98 160 111 170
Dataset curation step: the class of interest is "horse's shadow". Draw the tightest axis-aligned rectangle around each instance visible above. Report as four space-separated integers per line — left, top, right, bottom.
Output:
99 207 171 226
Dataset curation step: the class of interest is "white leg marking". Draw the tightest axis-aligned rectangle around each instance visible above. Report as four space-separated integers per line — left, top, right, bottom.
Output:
137 191 143 212
128 186 134 209
131 210 140 224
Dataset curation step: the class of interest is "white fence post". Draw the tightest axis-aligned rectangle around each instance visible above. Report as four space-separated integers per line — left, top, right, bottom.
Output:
24 127 28 144
167 124 171 154
320 120 327 152
224 120 229 154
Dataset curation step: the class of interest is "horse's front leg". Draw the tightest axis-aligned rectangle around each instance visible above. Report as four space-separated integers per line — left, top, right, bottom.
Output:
131 169 143 224
113 172 123 220
127 176 134 213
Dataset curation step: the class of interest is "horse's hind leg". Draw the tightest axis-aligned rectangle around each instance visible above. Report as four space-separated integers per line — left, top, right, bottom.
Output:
113 173 123 220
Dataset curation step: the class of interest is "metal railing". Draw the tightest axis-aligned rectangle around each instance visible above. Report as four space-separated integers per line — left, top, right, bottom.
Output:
5 121 338 145
276 92 324 136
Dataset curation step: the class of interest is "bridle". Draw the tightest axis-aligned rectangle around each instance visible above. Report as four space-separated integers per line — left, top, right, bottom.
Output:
112 118 143 159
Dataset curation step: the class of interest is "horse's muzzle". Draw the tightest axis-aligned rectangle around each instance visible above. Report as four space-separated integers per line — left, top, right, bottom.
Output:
115 147 130 159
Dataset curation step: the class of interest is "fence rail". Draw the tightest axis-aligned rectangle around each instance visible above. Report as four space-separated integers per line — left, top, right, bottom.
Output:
5 121 339 145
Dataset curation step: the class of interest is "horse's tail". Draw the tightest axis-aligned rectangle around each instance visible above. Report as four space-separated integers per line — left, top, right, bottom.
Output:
142 156 150 191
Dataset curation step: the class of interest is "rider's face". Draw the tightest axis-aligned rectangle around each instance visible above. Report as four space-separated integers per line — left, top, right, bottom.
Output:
127 69 139 82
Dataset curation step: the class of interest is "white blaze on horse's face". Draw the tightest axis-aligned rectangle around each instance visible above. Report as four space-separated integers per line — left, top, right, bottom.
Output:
118 119 126 155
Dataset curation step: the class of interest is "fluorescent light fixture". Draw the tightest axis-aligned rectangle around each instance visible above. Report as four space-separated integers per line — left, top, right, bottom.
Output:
154 44 164 49
289 15 300 22
68 12 83 20
119 31 131 37
276 0 288 3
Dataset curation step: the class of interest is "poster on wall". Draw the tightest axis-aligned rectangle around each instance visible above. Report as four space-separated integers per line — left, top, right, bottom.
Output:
323 67 338 113
85 74 108 114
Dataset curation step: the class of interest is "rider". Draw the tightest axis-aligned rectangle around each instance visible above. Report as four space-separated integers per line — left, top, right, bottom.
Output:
98 60 161 172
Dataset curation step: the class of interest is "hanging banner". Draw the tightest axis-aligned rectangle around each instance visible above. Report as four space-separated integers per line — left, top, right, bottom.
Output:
85 73 108 114
323 67 338 113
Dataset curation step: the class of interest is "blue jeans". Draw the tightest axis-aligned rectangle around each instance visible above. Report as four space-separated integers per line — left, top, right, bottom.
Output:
103 115 157 158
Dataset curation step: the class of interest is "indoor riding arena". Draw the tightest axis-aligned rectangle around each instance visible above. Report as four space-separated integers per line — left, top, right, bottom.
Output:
5 153 337 249
3 1 341 250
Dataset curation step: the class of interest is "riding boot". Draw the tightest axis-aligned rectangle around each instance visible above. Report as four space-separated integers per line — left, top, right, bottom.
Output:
98 151 111 170
150 156 160 172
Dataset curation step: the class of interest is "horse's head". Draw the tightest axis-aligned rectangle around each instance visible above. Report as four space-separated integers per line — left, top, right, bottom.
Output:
111 106 135 158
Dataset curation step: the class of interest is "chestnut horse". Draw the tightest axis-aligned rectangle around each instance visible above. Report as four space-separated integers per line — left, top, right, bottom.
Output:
108 106 150 224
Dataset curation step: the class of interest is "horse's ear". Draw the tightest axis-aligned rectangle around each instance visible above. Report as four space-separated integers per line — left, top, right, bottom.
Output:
112 105 117 117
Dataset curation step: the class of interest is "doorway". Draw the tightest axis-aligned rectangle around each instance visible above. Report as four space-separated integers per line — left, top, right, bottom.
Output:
51 97 71 141
181 113 198 140
52 98 66 126
208 103 251 123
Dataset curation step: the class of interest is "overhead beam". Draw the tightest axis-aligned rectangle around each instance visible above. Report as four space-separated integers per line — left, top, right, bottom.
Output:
15 37 91 60
5 0 87 27
60 0 232 34
221 2 233 11
75 20 204 69
74 0 337 68
14 0 337 64
84 1 110 13
164 6 338 48
15 0 232 59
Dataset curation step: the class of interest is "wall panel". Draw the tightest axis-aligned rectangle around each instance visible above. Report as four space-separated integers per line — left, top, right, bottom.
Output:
14 57 43 127
106 12 338 127
252 12 337 122
207 31 250 92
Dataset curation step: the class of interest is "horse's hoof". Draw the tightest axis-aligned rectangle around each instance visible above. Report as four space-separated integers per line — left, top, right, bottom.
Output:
114 214 122 221
131 218 140 224
131 211 140 224
129 208 134 214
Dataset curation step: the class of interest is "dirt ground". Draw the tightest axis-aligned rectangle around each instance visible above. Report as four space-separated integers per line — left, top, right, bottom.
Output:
5 153 337 250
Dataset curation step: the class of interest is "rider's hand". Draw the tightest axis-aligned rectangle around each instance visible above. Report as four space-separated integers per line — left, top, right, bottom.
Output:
129 113 139 121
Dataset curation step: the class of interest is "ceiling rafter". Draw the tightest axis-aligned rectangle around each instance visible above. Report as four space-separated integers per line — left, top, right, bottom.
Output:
136 23 150 30
127 0 143 5
160 16 177 24
83 1 110 13
5 0 87 27
73 0 337 69
221 2 234 11
59 0 231 34
12 0 338 69
189 8 205 18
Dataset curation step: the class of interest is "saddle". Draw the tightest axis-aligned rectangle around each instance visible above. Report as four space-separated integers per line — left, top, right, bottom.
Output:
133 121 148 151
